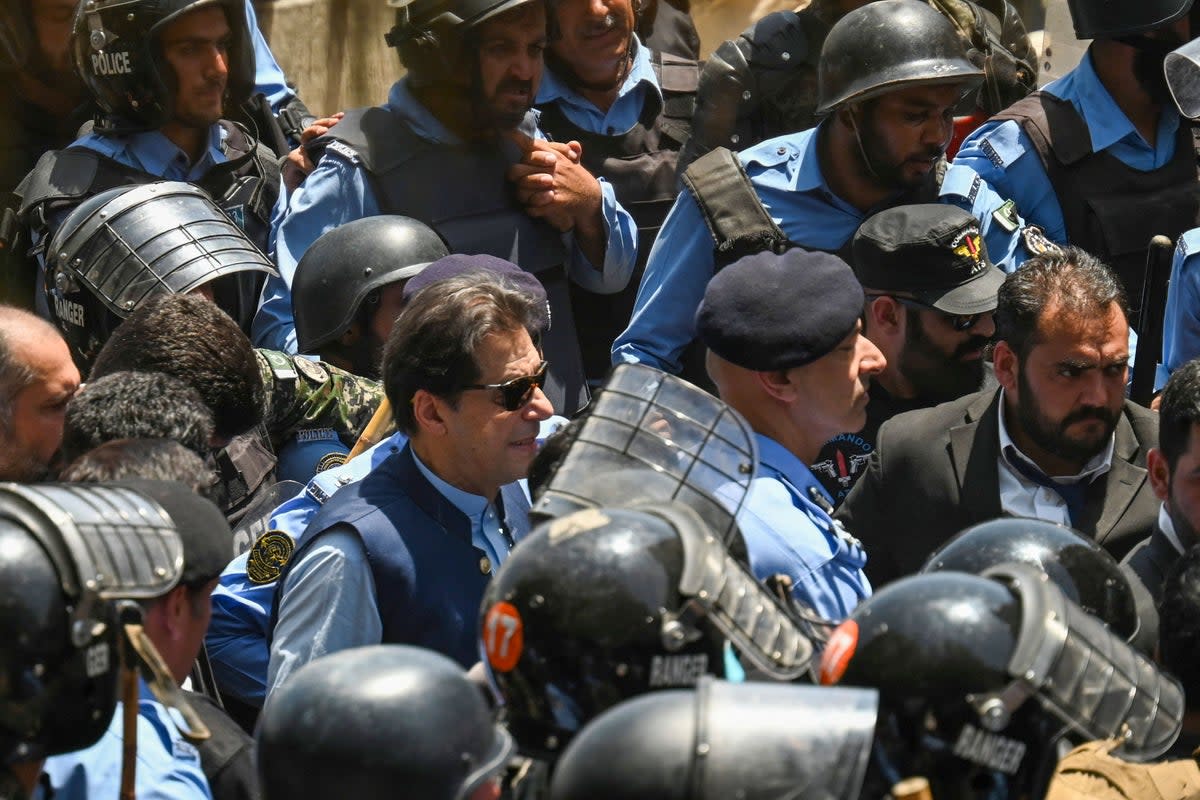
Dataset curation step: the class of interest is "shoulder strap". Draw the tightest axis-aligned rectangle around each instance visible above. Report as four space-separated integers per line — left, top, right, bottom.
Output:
992 91 1094 166
308 106 432 176
680 146 789 269
651 49 699 142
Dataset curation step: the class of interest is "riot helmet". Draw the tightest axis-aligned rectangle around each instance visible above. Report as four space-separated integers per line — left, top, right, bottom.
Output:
0 482 184 765
44 181 277 372
530 363 758 549
821 568 1184 799
481 502 815 759
815 0 984 115
548 679 879 800
257 645 513 800
293 216 449 354
74 0 255 131
921 517 1140 643
1066 0 1192 40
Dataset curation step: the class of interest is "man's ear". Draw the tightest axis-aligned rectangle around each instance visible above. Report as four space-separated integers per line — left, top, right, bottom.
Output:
755 367 800 404
866 296 903 338
1148 448 1171 502
993 340 1019 394
338 322 364 347
411 388 449 437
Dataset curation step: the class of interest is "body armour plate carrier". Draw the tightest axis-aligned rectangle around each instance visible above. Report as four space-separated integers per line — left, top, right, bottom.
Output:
310 108 589 415
536 49 699 383
992 92 1200 320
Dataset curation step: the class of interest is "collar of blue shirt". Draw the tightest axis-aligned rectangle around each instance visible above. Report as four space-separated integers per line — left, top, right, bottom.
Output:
74 124 227 182
535 35 662 120
753 432 836 509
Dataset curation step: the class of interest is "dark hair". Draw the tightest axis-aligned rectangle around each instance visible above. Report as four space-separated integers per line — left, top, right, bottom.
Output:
90 295 265 441
1159 542 1200 701
994 246 1127 360
61 371 215 463
1159 359 1200 472
383 270 542 435
60 438 216 499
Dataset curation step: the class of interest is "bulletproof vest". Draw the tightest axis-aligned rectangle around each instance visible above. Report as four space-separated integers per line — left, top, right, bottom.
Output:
270 445 532 667
310 107 589 414
209 430 279 527
992 92 1200 318
680 145 943 268
536 49 698 383
15 120 280 331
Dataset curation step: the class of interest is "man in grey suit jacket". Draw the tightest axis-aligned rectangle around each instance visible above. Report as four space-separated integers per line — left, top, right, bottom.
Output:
838 246 1159 587
1123 358 1200 602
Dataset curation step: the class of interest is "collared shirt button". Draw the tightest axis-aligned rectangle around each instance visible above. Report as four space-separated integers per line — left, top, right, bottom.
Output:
777 147 787 156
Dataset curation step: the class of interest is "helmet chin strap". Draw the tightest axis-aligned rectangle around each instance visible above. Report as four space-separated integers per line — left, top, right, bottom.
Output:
845 105 882 181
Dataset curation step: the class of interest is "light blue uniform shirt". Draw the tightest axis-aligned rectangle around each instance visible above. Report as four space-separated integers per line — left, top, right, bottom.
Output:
736 434 871 622
43 680 211 800
1158 229 1200 389
612 124 1029 372
253 79 638 354
536 35 661 135
412 451 514 569
70 125 228 184
951 48 1182 244
245 2 295 113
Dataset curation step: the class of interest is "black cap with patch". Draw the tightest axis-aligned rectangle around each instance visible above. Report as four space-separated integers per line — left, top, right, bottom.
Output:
852 204 1006 315
113 480 231 586
695 248 864 371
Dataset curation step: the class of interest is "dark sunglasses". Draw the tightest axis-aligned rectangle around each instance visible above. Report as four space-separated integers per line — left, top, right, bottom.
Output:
465 361 549 411
867 294 988 332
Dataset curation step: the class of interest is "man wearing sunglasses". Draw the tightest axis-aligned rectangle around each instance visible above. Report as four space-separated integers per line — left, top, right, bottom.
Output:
838 247 1159 588
811 204 1004 506
266 265 553 696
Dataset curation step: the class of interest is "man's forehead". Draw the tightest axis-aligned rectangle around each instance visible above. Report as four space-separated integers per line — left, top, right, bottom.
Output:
1030 308 1129 361
879 82 969 109
479 2 547 39
161 4 231 41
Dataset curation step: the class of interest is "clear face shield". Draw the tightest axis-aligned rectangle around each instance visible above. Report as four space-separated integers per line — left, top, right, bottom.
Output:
971 564 1184 761
1165 36 1200 118
531 363 758 549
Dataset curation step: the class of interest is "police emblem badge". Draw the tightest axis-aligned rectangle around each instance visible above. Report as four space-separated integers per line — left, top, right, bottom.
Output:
246 530 296 584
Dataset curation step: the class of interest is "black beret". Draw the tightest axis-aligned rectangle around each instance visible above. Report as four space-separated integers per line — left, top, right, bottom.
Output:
402 253 550 332
695 248 864 371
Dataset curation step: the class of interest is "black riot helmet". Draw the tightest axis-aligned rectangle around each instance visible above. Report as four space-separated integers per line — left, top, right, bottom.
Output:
384 0 542 87
293 216 449 354
481 503 815 759
815 0 984 115
921 517 1140 643
73 0 255 131
821 568 1184 800
257 645 513 800
44 181 277 373
0 482 184 766
1067 0 1192 40
549 679 879 800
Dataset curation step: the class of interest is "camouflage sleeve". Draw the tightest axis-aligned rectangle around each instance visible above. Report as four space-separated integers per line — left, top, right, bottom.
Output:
255 349 383 448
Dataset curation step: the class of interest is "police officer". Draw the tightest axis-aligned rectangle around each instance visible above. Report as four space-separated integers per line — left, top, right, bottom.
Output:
950 0 1198 321
812 204 1003 505
694 248 882 621
534 0 698 384
256 0 639 416
0 482 187 799
548 679 879 800
18 0 282 322
677 0 1037 176
613 0 1028 375
258 646 513 800
820 566 1185 799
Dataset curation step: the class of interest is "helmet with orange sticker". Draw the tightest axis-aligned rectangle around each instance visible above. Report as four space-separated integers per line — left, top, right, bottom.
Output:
820 568 1184 800
480 503 816 759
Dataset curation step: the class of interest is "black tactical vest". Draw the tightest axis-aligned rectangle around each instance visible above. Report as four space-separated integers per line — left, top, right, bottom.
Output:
16 120 279 331
992 92 1200 318
311 107 590 415
536 50 698 383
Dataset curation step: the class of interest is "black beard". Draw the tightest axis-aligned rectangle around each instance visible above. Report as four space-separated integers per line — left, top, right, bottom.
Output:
898 314 988 401
853 105 944 191
1015 366 1120 466
1129 35 1186 106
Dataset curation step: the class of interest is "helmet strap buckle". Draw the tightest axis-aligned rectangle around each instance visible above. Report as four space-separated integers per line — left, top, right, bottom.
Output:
967 680 1035 732
660 600 705 652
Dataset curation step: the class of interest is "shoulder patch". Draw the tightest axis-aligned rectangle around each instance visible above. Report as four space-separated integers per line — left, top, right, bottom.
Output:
324 139 362 165
306 480 331 505
992 200 1020 233
295 427 339 443
261 349 297 382
293 355 329 384
246 530 296 585
1021 225 1062 257
979 139 1005 169
315 452 348 473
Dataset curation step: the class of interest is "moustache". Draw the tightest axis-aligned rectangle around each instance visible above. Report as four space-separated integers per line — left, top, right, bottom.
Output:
1060 406 1119 429
496 79 533 95
580 13 620 36
952 336 992 360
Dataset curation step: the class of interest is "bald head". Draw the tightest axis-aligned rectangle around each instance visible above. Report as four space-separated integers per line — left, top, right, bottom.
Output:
0 305 80 480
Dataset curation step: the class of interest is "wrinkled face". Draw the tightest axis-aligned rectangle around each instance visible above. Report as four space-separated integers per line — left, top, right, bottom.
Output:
0 331 80 481
160 5 231 129
475 3 547 131
549 0 635 90
438 327 554 496
789 322 887 440
1008 303 1129 466
852 83 964 190
899 307 996 401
